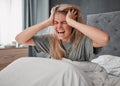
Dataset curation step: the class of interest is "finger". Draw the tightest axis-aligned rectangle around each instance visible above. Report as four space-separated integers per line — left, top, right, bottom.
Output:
67 10 71 14
70 9 74 12
71 9 78 15
74 10 78 15
74 14 77 17
51 7 56 14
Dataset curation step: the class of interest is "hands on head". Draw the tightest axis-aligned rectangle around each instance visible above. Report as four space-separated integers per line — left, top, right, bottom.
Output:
66 9 78 25
49 7 78 27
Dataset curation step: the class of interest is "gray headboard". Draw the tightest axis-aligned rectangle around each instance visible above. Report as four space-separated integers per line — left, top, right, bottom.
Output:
87 11 120 57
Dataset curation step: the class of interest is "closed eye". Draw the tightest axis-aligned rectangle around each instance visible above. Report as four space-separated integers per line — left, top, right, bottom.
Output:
61 21 67 24
54 21 67 25
54 21 58 25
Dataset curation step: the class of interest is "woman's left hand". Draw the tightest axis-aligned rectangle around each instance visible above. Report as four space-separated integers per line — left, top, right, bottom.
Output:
66 9 77 24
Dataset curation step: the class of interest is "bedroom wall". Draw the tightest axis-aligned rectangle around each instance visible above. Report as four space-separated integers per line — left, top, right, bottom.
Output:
49 0 120 22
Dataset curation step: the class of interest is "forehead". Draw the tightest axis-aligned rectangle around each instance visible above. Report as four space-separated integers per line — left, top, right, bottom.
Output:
54 12 66 21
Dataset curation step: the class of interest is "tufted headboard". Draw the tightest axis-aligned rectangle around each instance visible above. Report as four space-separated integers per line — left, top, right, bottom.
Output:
87 11 120 57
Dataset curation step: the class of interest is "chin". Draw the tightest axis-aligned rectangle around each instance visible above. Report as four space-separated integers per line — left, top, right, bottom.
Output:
57 36 65 40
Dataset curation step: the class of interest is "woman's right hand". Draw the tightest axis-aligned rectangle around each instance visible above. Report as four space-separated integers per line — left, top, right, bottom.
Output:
48 7 55 26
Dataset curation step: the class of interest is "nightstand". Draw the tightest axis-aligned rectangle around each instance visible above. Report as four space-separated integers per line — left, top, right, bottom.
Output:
0 47 28 70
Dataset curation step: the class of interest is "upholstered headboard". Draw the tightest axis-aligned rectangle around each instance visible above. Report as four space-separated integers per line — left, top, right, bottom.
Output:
87 11 120 57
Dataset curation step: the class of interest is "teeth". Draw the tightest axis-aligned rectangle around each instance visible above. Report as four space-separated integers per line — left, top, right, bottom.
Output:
58 31 65 33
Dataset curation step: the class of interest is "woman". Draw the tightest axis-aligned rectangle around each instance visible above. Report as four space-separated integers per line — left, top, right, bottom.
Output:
0 4 110 86
16 4 109 61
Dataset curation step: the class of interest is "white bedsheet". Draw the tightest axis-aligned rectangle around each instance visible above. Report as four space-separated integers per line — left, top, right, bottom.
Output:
0 57 120 86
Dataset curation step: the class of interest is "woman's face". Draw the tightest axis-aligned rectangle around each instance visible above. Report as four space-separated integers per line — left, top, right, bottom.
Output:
53 12 73 42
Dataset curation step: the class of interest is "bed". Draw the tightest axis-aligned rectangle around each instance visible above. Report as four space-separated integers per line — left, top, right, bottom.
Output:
0 11 120 86
0 56 120 86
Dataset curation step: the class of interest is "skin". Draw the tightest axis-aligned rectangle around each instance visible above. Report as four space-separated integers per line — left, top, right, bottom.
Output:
66 10 110 47
54 12 73 42
15 9 110 48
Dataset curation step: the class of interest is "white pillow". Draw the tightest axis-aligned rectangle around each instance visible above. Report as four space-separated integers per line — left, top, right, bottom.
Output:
91 55 120 77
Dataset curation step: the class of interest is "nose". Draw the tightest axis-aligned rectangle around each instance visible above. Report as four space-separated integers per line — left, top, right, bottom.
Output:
57 23 63 29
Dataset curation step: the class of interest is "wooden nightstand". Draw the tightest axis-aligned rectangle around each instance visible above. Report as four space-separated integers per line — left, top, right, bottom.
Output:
0 47 28 70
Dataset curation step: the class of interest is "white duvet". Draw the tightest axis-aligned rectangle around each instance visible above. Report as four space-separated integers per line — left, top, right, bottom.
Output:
0 56 120 86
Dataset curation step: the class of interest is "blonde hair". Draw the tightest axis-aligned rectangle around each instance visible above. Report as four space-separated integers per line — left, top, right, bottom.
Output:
50 4 84 59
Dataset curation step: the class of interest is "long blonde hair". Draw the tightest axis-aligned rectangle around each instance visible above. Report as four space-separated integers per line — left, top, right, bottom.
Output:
50 4 84 59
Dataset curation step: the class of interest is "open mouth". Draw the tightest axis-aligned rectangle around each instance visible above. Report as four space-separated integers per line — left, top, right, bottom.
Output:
57 31 65 34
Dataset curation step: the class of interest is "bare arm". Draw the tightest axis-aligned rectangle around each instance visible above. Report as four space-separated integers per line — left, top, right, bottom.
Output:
15 19 51 46
15 8 55 46
66 10 110 47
